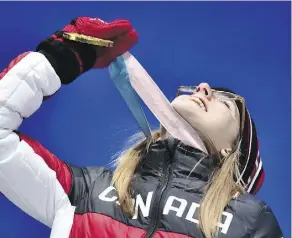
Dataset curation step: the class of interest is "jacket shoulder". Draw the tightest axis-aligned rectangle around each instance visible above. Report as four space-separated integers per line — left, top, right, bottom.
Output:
232 193 267 215
227 193 282 237
82 166 113 183
66 163 113 205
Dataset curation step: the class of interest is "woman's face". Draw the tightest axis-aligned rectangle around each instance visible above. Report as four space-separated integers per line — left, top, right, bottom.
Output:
171 83 240 152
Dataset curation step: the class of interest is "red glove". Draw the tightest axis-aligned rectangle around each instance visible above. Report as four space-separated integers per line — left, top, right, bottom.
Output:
37 16 138 84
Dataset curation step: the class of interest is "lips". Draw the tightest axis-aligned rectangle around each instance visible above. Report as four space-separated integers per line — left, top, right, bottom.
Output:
190 97 207 112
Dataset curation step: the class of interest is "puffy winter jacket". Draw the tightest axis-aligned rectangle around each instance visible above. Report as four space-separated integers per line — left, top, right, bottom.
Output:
0 52 283 238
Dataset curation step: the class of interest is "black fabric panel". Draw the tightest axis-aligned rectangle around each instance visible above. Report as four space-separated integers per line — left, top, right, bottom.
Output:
63 138 281 237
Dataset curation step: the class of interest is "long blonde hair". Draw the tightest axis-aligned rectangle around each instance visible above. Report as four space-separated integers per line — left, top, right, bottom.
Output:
111 130 246 238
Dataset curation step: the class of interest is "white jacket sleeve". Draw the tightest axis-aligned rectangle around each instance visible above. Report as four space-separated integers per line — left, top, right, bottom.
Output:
0 52 75 238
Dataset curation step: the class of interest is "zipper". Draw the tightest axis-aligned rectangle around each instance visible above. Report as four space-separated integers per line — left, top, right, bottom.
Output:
144 148 173 238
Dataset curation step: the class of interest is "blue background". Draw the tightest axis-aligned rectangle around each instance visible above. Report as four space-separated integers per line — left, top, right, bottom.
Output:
0 2 290 237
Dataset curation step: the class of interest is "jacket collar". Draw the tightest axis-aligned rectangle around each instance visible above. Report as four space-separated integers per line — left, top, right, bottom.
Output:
137 137 217 182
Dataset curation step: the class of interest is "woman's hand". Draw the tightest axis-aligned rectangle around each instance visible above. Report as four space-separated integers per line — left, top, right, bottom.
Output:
37 16 138 84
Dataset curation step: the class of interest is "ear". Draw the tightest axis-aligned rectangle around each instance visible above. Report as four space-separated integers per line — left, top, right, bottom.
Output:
220 148 232 157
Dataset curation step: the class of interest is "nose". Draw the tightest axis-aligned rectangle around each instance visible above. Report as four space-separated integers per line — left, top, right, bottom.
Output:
195 82 213 100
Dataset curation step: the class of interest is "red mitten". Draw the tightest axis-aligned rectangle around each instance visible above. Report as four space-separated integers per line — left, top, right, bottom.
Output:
37 16 138 84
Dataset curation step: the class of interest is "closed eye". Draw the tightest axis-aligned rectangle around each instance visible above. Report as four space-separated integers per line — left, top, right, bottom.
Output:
218 98 231 109
222 101 230 109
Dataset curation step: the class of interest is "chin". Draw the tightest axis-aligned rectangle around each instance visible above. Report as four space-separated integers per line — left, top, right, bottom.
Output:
172 99 205 124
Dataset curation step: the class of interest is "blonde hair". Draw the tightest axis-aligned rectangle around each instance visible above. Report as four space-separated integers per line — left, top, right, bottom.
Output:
111 130 246 238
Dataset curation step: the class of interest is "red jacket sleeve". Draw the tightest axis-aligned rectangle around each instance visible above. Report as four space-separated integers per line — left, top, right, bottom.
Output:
19 134 73 195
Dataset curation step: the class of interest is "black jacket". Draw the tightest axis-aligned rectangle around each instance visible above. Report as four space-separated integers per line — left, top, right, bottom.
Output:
67 137 283 238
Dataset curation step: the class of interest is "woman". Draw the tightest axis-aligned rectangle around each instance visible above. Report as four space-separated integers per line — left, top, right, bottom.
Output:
0 16 282 238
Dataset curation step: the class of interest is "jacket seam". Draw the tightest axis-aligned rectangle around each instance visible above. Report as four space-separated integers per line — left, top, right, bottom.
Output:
64 162 74 197
249 204 267 237
69 166 111 206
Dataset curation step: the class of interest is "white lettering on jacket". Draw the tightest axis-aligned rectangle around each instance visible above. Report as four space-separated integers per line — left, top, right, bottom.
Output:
98 186 233 234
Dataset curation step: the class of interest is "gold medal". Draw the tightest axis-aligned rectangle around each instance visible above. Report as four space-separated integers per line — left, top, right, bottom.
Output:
62 32 114 47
